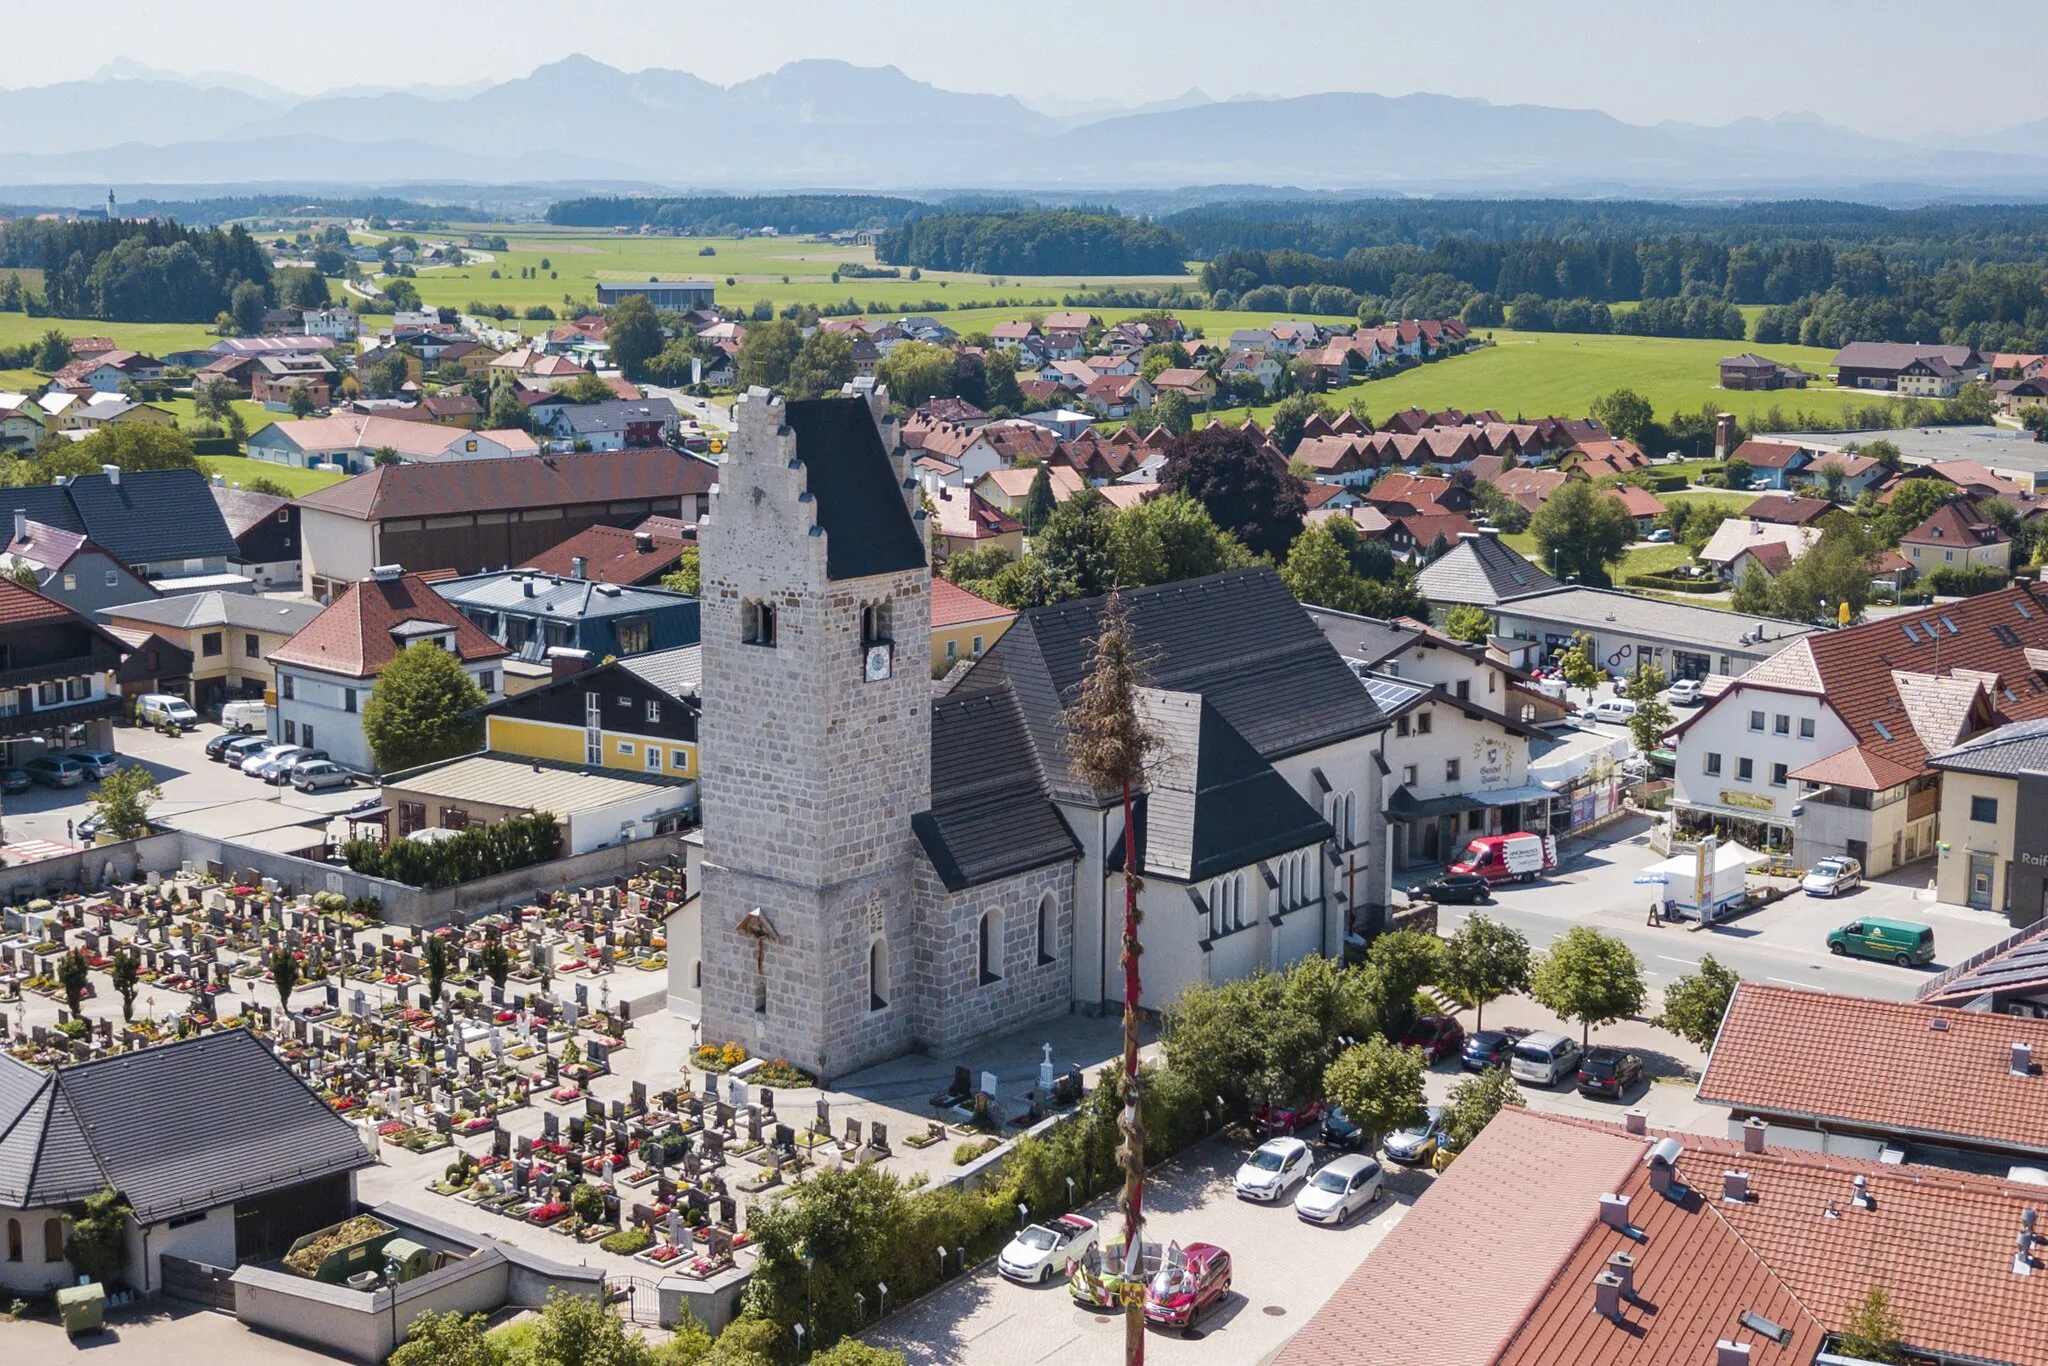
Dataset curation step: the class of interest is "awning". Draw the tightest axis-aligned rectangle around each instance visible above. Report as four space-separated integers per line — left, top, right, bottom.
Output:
1472 784 1557 807
1385 788 1481 821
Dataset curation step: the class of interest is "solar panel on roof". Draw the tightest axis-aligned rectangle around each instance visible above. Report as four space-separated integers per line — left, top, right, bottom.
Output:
1872 719 1894 741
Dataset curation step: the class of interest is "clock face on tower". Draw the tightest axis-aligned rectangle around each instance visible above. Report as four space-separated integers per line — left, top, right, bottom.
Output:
864 643 893 682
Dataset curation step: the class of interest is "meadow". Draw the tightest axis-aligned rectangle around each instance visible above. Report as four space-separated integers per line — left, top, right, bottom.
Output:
197 454 344 495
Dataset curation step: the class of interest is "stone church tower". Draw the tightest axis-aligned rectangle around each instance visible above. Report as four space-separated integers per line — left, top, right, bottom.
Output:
695 385 932 1082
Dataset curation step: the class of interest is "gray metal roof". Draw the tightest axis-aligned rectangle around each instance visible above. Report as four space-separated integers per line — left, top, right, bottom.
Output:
553 397 680 435
1928 716 2048 777
1305 606 1424 668
1416 532 1559 608
1492 585 1816 654
384 752 691 814
0 1029 370 1222
105 590 325 634
436 571 689 620
618 644 701 698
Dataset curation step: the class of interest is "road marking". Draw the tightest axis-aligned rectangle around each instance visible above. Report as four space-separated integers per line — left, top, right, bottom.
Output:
1768 977 1822 990
1658 955 1698 966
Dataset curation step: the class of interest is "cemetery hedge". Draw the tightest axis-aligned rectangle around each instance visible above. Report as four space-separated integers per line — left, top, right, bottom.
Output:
340 812 562 889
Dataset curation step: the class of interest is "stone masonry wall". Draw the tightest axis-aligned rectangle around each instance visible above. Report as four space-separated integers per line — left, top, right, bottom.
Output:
910 859 1075 1055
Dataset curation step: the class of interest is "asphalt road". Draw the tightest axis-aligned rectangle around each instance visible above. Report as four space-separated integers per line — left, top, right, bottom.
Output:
1422 814 2012 1004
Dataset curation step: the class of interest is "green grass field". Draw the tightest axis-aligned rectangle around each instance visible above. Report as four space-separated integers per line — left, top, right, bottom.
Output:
0 314 222 358
198 455 345 495
158 396 277 437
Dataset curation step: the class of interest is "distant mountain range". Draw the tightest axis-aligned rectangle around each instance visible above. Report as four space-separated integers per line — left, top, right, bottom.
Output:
5 57 2048 201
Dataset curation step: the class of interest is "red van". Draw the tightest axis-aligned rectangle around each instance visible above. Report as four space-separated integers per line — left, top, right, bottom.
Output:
1449 832 1557 884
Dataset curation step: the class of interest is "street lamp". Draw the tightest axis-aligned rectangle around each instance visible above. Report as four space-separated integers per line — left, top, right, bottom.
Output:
799 1250 814 1359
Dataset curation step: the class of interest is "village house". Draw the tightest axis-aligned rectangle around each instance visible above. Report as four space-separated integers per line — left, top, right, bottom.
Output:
0 576 127 767
0 393 42 450
1149 367 1216 403
269 566 509 772
248 414 538 474
1697 518 1824 580
250 353 338 410
5 466 237 582
1 515 155 620
529 397 680 452
1925 717 2048 914
929 576 1015 674
1833 340 1987 390
520 524 690 588
101 590 323 712
1899 498 2013 577
928 486 1024 562
1717 351 1811 390
435 568 699 666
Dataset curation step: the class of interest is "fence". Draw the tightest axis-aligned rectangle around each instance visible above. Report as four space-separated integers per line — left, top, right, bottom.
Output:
160 1254 236 1312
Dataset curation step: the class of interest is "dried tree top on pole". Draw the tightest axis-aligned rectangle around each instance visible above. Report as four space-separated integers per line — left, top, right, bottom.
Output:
1061 589 1158 795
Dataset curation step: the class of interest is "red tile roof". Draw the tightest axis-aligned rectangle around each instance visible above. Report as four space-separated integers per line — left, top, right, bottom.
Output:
1731 439 1809 470
1900 498 2011 550
930 576 1015 628
518 523 689 586
1699 982 2048 1159
269 571 508 678
1606 485 1664 518
1785 743 1920 790
1286 1105 2048 1366
1743 493 1834 526
0 577 86 628
295 448 715 522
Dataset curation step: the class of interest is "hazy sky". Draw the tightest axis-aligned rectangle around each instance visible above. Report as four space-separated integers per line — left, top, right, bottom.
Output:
5 0 2041 141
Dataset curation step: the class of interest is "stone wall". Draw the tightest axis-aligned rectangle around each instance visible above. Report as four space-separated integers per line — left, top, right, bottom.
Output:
911 860 1074 1055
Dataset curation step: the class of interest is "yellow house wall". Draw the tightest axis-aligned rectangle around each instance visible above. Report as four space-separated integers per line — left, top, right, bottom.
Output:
1935 770 2017 908
930 616 1013 671
485 715 698 778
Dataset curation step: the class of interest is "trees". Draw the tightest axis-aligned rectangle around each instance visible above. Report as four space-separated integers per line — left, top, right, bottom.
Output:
59 949 90 1015
425 933 450 1005
1731 563 1774 614
64 1186 131 1286
642 336 708 389
1556 633 1604 690
286 383 316 419
1058 589 1160 1366
1281 519 1369 612
1439 915 1530 1031
1440 1064 1524 1150
737 319 802 391
1029 486 1118 601
1159 426 1306 562
230 281 267 338
1654 955 1742 1051
1621 661 1673 755
110 949 139 1022
480 932 512 992
1361 928 1444 1044
607 294 663 380
1530 479 1634 587
558 373 616 405
69 422 199 473
1836 1286 1907 1364
270 947 299 1011
1021 465 1056 535
786 329 855 400
35 328 71 370
389 1310 501 1366
1322 1036 1427 1152
874 339 957 409
1590 387 1656 445
1164 959 1374 1123
1874 478 1953 547
1530 927 1646 1047
383 278 421 312
1269 393 1330 456
362 641 486 773
1149 388 1193 437
1108 492 1255 588
661 546 701 596
1469 479 1530 533
1441 605 1493 645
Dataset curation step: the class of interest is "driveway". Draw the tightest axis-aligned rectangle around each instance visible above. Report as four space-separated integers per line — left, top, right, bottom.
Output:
864 1136 1419 1366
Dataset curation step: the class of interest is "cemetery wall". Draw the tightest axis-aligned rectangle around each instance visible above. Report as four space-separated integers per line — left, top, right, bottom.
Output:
0 828 693 929
234 1257 511 1364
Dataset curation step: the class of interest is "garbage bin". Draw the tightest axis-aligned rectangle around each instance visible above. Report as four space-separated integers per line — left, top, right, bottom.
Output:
57 1282 104 1336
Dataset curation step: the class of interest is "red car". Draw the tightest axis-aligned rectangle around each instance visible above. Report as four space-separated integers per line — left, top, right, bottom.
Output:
1401 1014 1466 1063
1144 1242 1232 1335
1251 1099 1323 1139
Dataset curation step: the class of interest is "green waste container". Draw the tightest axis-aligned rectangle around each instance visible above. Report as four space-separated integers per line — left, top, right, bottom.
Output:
57 1282 104 1336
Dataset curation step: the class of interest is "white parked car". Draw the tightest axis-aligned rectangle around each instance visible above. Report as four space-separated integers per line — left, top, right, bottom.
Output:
1235 1136 1313 1203
1531 676 1569 700
1667 679 1703 707
1803 857 1863 898
998 1213 1096 1283
1294 1154 1384 1225
1581 698 1638 725
241 743 308 776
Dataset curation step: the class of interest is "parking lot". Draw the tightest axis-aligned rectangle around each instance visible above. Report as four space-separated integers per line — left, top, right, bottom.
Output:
0 718 369 857
864 1135 1421 1366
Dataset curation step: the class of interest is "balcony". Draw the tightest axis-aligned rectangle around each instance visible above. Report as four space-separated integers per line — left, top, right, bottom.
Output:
1907 785 1939 822
0 695 120 741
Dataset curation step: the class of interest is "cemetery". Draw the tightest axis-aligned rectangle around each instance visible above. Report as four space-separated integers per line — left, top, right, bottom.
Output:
0 850 1111 1354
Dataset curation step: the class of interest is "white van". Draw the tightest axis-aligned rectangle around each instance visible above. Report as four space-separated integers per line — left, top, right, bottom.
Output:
220 700 269 733
1585 698 1638 725
137 694 198 729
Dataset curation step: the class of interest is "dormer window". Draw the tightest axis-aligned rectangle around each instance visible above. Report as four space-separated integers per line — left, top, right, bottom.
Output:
743 599 777 647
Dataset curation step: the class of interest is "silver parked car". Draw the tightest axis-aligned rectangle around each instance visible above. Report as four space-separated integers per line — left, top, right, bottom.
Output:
241 744 307 776
67 748 119 779
291 760 355 793
1293 1154 1384 1225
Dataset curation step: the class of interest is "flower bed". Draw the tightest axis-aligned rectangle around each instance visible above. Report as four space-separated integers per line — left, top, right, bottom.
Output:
549 1086 583 1104
634 1242 686 1269
527 1201 571 1227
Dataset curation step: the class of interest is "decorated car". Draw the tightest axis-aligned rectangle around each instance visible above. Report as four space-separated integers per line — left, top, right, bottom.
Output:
1143 1242 1233 1334
1000 1213 1097 1283
1068 1238 1163 1311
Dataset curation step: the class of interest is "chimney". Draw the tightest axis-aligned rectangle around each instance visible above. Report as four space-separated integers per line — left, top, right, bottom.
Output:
548 647 591 682
1852 1174 1872 1210
1624 1108 1648 1136
522 577 536 597
10 510 23 543
1722 1171 1750 1204
1742 1117 1767 1154
1717 1341 1752 1366
2018 1209 2040 1276
1604 1250 1635 1298
634 531 653 552
571 556 588 580
1646 1136 1684 1198
101 463 119 485
2014 1042 2034 1076
1592 1271 1624 1321
1598 1193 1632 1232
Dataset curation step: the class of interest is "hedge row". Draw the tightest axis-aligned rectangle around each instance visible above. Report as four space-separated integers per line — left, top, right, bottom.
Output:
1626 572 1722 594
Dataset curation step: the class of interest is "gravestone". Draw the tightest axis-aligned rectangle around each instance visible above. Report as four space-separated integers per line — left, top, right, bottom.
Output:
813 1097 831 1135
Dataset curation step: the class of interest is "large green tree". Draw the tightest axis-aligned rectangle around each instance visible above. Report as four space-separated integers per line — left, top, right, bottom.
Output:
1530 927 1646 1047
607 294 663 380
1029 485 1118 601
1020 465 1056 535
1654 955 1742 1051
1158 426 1307 562
737 319 802 390
1148 388 1193 437
361 641 487 773
786 329 856 399
1322 1036 1427 1152
1589 387 1656 444
1530 479 1635 587
873 339 957 408
1108 492 1256 587
1439 915 1530 1031
86 766 160 840
1441 1064 1524 1150
64 1186 131 1285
